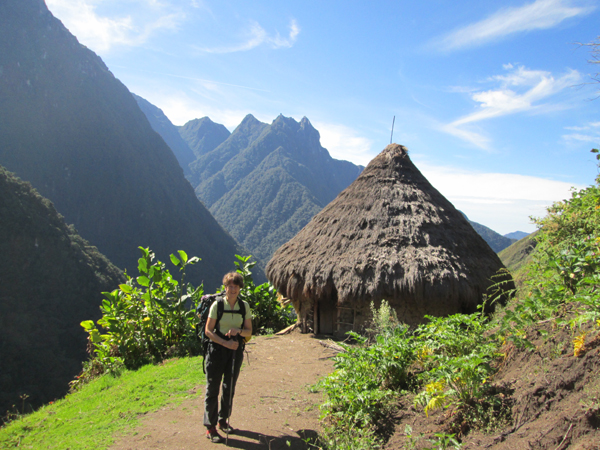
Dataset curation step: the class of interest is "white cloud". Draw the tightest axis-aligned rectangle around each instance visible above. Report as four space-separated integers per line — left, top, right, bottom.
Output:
415 160 585 233
442 65 581 149
196 19 300 54
46 0 184 53
562 120 600 144
142 92 249 128
438 0 594 51
313 122 375 166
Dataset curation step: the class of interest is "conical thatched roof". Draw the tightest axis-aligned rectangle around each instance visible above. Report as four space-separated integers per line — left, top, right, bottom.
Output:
266 144 511 329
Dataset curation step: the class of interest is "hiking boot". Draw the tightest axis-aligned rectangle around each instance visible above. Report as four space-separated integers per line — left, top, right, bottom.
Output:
206 427 224 443
218 419 235 434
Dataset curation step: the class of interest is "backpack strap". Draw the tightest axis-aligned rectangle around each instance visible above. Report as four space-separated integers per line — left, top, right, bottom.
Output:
214 297 247 339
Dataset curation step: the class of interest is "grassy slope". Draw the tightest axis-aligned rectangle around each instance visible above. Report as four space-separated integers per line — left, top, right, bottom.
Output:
498 230 538 287
0 357 205 450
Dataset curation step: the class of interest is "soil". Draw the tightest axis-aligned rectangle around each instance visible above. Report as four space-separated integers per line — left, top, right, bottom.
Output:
384 320 600 450
110 321 600 450
110 330 336 450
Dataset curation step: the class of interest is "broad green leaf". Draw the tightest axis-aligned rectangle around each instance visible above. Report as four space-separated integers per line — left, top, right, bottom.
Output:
177 250 188 264
170 254 181 267
119 284 133 293
137 276 150 287
80 320 95 331
138 257 148 274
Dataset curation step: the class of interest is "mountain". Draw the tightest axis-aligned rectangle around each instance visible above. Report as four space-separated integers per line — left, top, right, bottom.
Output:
498 231 538 281
0 0 247 291
504 231 530 240
178 117 231 160
181 114 364 263
133 94 196 176
0 165 124 415
461 213 516 253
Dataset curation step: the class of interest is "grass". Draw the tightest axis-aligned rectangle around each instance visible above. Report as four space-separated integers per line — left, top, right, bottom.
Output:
0 356 205 449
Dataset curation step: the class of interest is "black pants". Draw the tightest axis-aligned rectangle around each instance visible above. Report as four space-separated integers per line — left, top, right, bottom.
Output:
203 340 244 428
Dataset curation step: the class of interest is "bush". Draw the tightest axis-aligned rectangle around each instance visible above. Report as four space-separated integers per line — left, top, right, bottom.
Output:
75 250 295 387
234 255 297 334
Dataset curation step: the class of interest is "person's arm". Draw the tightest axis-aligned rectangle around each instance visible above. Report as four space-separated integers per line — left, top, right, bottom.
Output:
206 317 238 350
226 317 252 339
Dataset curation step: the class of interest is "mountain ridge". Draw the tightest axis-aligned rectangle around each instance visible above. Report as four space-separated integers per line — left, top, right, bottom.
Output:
182 114 364 263
0 0 248 290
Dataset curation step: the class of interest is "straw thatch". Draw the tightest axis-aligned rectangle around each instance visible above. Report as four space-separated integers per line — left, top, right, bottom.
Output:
266 144 513 335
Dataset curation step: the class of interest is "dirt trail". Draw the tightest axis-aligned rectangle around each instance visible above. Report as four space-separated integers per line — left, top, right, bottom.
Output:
110 331 336 450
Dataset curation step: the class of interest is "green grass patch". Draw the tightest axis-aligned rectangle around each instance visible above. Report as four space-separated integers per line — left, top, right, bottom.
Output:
0 356 205 449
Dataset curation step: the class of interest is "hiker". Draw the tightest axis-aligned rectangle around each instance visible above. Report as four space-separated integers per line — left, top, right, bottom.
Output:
203 272 252 444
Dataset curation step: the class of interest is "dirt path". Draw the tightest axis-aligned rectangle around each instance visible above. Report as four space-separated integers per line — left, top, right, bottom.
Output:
110 331 336 450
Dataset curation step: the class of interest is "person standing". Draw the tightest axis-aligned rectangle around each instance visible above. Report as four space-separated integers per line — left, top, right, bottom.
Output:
203 272 252 443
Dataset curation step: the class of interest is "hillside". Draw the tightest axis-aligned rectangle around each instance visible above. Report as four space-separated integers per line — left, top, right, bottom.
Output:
463 213 516 252
182 114 364 263
178 117 231 159
0 0 248 291
133 94 196 176
498 230 538 279
0 166 124 416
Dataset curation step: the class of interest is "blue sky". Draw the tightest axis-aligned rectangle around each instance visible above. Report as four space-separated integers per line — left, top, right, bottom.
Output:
45 0 600 235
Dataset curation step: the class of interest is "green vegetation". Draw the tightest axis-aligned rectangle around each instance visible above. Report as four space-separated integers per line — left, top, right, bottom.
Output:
75 249 296 387
312 151 600 449
497 231 537 283
0 357 204 449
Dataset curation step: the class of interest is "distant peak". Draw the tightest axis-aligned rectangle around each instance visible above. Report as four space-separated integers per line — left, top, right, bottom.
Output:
241 114 260 124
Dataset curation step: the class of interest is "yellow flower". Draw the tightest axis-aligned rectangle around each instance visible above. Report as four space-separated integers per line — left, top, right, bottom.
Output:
573 333 586 357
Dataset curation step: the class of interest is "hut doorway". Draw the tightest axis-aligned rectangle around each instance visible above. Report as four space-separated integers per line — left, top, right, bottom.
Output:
314 293 336 335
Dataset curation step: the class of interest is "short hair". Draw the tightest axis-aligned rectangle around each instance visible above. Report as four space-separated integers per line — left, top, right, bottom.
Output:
223 272 244 288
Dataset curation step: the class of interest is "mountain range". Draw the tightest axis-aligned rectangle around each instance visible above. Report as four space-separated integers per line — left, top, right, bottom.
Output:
187 114 365 263
0 0 246 291
134 100 526 260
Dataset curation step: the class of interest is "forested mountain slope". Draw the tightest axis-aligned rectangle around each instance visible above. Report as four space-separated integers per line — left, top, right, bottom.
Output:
0 0 247 290
182 114 364 263
464 214 517 252
0 166 124 416
178 117 231 159
133 94 196 176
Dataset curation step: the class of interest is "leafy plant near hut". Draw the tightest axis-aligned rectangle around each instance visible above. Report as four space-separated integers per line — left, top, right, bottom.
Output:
234 255 296 335
315 305 502 449
76 250 295 387
75 248 204 385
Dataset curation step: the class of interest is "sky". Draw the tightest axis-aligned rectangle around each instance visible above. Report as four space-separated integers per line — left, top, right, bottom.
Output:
45 0 600 235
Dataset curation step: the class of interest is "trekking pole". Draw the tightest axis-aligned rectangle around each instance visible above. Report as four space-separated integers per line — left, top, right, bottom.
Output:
226 335 240 446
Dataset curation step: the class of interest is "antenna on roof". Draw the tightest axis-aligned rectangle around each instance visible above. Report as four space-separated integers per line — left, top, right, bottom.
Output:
390 116 395 144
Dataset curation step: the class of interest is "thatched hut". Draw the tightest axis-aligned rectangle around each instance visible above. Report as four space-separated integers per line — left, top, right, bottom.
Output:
266 144 513 335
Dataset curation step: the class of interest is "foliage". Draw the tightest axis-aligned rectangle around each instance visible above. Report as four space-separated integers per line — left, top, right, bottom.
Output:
497 149 600 347
234 255 297 334
316 303 505 449
76 250 295 387
365 299 400 341
75 248 204 385
0 357 204 449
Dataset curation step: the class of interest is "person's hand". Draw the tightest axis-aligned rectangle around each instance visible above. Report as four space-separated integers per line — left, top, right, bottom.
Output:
226 339 239 350
225 328 240 338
